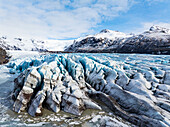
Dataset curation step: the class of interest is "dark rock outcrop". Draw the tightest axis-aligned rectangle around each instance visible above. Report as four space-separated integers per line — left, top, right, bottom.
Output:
0 48 10 64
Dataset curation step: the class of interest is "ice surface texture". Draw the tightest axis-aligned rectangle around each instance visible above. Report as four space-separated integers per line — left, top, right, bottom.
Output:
10 53 170 127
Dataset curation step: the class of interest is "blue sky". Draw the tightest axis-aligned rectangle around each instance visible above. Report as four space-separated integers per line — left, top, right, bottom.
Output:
0 0 170 40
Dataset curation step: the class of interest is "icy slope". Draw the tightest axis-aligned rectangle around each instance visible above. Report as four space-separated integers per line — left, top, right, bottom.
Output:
65 26 170 54
0 36 73 51
7 53 170 126
44 39 73 51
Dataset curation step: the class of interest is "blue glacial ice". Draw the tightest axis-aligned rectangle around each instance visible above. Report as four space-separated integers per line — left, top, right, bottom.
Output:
5 53 170 126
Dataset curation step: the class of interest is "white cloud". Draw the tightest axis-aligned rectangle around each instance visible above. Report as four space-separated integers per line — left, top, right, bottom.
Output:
0 0 134 39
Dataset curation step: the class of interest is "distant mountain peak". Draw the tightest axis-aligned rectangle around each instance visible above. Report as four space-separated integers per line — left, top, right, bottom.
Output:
100 29 112 33
100 29 121 33
149 25 170 34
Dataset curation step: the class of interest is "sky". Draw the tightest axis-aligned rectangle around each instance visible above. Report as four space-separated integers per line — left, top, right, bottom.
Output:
0 0 170 40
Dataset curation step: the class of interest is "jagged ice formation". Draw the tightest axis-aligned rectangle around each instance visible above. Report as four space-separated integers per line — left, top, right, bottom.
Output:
10 53 170 126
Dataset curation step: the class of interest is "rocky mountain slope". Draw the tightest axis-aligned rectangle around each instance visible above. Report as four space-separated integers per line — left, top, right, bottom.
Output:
65 26 170 54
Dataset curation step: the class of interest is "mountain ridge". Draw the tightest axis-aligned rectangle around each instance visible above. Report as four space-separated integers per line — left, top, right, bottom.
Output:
65 26 170 54
1 25 170 54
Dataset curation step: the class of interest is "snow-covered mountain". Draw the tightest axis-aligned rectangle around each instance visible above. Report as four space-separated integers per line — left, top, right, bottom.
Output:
1 26 170 54
65 26 170 54
76 29 131 41
0 36 73 51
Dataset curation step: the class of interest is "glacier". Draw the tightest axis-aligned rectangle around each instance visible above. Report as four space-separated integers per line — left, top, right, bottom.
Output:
5 52 170 126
